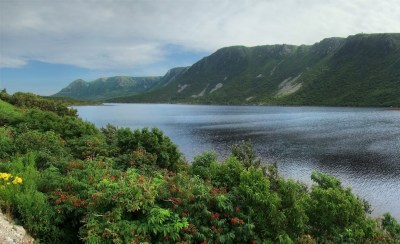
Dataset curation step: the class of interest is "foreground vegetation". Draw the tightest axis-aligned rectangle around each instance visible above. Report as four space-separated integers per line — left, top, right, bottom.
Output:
0 92 399 243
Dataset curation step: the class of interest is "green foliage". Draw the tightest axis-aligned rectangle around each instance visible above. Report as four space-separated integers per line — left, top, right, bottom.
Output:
116 127 181 170
235 167 281 240
20 109 98 140
0 154 63 242
0 97 399 243
306 172 375 242
14 130 69 169
382 213 400 239
276 178 309 239
231 140 261 169
69 134 108 160
1 91 77 116
0 99 23 126
210 156 244 189
0 127 14 159
190 151 218 180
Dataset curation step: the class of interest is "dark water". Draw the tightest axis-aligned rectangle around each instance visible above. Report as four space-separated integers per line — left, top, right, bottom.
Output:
76 104 400 219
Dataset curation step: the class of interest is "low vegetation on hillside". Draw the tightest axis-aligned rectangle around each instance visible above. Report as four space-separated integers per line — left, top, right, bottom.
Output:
53 76 163 101
109 33 400 107
0 92 399 243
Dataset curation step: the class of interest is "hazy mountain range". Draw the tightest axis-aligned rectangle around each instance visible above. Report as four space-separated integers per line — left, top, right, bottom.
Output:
54 33 400 106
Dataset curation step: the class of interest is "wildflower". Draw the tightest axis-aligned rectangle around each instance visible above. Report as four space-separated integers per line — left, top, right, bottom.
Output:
12 176 23 185
0 173 11 181
210 212 220 220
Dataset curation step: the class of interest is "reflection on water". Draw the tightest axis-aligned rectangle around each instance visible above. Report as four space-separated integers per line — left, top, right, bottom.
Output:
76 104 400 219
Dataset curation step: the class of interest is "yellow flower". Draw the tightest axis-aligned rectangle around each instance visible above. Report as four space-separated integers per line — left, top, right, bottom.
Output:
12 176 23 185
0 173 23 186
0 173 11 181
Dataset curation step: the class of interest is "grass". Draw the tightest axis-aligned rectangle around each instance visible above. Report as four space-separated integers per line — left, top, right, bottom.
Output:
0 100 22 121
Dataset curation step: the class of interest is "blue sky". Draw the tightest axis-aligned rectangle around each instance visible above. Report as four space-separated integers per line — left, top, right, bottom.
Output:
1 0 399 95
0 45 208 95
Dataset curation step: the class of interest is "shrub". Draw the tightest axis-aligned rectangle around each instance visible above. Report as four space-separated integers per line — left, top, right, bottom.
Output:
116 127 181 170
306 172 375 242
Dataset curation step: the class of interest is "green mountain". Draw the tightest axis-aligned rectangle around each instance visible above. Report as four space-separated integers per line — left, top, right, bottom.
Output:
110 33 400 106
53 76 162 100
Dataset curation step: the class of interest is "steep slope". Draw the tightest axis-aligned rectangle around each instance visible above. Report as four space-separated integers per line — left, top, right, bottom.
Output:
285 33 400 106
53 76 161 100
147 67 189 91
110 33 400 106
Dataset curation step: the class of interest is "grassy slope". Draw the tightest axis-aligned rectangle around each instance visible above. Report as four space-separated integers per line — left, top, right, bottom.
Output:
0 99 22 121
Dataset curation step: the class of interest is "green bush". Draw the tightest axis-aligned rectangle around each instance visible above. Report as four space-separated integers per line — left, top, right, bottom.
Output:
116 127 181 170
1 96 399 243
306 172 375 242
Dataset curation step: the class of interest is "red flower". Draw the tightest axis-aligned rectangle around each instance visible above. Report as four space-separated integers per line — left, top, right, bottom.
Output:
231 217 243 225
210 212 220 220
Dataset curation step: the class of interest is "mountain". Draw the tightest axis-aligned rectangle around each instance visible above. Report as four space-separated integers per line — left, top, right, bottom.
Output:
53 76 162 100
109 33 400 106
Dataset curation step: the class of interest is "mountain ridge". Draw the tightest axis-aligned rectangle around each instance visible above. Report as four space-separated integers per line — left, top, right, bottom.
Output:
55 33 400 106
53 76 162 100
110 33 400 106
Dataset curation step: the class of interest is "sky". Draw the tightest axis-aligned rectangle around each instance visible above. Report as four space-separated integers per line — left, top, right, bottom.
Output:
0 0 399 95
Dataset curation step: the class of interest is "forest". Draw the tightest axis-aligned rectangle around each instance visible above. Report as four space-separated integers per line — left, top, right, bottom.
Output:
0 91 399 243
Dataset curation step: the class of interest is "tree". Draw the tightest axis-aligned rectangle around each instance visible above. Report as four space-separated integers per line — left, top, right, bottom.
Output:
231 140 261 169
306 172 375 242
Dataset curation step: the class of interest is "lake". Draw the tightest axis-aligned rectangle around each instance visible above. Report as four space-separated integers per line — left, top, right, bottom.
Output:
76 103 400 219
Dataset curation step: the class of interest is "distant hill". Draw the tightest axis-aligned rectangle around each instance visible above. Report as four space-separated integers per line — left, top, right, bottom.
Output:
109 33 400 107
53 76 162 100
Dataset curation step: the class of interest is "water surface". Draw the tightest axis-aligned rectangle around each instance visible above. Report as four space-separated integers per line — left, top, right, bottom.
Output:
76 104 400 219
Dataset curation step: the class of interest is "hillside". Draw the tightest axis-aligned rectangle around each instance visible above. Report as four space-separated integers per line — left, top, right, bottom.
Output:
53 76 162 100
110 33 400 106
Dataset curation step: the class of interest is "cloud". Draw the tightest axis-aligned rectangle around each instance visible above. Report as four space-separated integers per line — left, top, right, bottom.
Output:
1 0 399 69
0 56 27 68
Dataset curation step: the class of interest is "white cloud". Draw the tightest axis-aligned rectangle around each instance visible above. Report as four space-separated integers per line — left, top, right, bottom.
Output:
0 56 27 68
1 0 399 69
